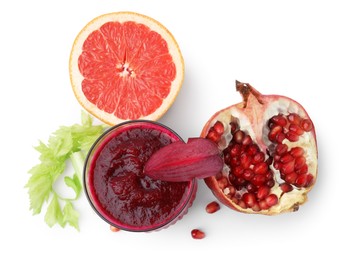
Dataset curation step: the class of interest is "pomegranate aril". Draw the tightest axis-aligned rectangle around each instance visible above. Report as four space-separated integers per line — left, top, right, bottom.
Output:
294 156 306 170
273 161 282 170
287 113 302 125
289 123 304 135
280 153 294 164
213 121 224 135
246 183 258 193
252 152 265 163
247 144 259 155
234 130 245 144
253 162 268 175
230 157 240 168
230 144 241 157
276 132 286 143
243 169 254 180
286 131 299 142
242 193 256 208
290 147 304 157
276 144 288 155
206 130 220 143
240 154 252 169
306 174 314 187
259 200 270 210
229 122 239 133
252 203 261 212
252 174 266 186
257 186 270 200
206 201 221 214
270 114 287 127
266 179 275 188
280 183 293 193
224 185 235 196
300 119 313 132
217 176 229 189
295 174 308 187
268 125 283 142
265 194 278 207
285 172 298 184
242 135 252 146
296 164 308 174
238 200 247 209
191 229 205 239
231 165 243 176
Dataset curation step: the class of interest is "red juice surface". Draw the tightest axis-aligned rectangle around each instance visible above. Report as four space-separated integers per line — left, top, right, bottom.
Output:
85 121 195 231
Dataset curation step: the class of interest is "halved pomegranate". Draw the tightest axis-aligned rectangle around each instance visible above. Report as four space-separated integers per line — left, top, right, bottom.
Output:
201 81 318 215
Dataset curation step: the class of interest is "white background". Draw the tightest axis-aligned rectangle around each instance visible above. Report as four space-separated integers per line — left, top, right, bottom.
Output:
1 0 352 259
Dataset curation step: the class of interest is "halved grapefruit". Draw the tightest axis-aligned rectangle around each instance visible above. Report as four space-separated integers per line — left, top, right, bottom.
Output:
69 12 184 125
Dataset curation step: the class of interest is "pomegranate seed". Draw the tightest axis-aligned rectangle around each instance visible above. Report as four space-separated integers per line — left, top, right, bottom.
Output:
257 186 270 200
280 183 293 193
276 132 286 143
296 164 308 174
295 174 308 187
276 143 288 155
285 172 298 184
217 176 229 189
240 153 252 169
270 114 287 127
286 131 299 142
287 113 302 125
206 130 220 143
243 169 254 180
242 193 256 208
230 156 240 168
246 183 258 193
224 185 235 196
242 135 252 146
206 201 221 213
252 152 265 163
265 170 274 180
265 194 278 207
266 179 275 188
234 130 244 144
251 174 266 186
252 203 261 212
305 174 314 186
213 121 224 135
253 162 268 175
259 200 270 210
238 200 247 209
300 119 313 132
273 161 282 170
191 229 205 239
231 165 243 176
229 122 239 133
268 125 283 142
290 147 304 157
289 123 304 135
246 144 259 155
294 156 306 170
280 153 294 164
110 226 121 232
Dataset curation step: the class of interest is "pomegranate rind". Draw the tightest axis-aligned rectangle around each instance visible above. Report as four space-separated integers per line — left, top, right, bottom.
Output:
69 12 184 125
201 92 318 215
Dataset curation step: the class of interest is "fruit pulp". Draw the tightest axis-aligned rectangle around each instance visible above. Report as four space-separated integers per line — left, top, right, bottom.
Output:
84 120 196 231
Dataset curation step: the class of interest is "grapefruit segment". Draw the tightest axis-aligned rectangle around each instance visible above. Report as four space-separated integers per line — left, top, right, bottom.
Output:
70 12 184 125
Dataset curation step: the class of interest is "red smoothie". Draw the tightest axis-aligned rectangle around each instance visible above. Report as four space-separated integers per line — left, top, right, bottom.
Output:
84 121 197 231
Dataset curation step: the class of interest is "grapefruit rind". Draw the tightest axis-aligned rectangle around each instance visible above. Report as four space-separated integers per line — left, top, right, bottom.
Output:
69 12 184 125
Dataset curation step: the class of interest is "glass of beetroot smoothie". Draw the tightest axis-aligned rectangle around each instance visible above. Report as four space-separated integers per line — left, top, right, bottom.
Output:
84 120 197 232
